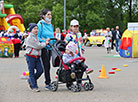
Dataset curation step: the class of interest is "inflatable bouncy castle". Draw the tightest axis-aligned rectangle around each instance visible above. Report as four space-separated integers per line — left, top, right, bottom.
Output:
0 0 25 32
0 37 14 57
120 29 138 58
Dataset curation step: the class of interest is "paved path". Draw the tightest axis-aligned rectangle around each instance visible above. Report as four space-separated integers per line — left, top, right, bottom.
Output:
0 47 138 102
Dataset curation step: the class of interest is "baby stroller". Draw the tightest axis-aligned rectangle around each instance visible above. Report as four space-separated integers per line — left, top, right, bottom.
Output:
49 38 94 92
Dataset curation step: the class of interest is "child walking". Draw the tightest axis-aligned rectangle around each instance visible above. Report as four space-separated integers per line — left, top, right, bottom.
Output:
25 23 49 92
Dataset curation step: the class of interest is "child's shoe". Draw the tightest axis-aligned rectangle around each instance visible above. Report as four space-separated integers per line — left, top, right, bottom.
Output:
71 72 76 79
86 68 93 74
32 88 40 92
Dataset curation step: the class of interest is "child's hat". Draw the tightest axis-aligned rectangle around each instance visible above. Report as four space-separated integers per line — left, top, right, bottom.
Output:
66 41 77 54
70 19 79 26
28 23 38 32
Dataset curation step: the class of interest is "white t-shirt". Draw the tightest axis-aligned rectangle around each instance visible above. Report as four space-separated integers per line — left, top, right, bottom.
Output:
116 31 120 39
55 33 61 40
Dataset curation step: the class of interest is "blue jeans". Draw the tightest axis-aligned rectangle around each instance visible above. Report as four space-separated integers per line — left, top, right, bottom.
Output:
25 55 43 88
115 38 121 52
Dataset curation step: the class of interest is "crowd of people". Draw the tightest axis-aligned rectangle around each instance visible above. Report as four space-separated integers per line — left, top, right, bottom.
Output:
82 26 122 54
104 26 122 54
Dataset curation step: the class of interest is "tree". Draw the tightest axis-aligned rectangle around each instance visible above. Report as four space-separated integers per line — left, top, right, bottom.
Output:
4 0 138 33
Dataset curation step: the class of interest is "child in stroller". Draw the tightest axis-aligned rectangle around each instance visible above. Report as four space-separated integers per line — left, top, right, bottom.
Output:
50 39 94 92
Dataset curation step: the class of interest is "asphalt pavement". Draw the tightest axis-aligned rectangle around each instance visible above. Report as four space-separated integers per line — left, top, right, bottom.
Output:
0 46 138 102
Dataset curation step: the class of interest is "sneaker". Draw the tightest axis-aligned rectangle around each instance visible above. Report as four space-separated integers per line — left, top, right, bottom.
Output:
45 85 51 90
27 79 32 89
32 88 40 92
71 72 76 79
86 68 93 74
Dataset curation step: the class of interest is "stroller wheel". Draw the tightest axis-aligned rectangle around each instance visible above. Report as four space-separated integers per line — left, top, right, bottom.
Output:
89 83 94 91
83 82 89 91
71 84 79 92
77 84 81 92
50 81 58 92
66 83 73 90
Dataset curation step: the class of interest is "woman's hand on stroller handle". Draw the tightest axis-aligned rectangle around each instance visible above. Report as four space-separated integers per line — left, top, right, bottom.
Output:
45 38 50 45
50 38 58 41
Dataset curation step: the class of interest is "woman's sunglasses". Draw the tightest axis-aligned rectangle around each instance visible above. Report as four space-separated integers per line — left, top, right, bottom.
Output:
72 25 79 27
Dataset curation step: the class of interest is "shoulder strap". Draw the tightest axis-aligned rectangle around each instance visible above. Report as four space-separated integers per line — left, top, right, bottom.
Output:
40 22 43 38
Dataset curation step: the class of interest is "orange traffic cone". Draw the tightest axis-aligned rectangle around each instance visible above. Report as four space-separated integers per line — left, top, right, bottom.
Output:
98 64 109 79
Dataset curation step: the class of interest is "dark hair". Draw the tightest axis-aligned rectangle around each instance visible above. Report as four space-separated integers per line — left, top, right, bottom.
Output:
40 9 51 19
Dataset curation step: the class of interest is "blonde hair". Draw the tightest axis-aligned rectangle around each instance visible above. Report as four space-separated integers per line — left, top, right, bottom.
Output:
106 27 110 31
55 28 61 33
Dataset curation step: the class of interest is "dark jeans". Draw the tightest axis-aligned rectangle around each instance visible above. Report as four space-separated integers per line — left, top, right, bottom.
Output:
41 48 51 85
111 38 115 50
14 43 21 57
26 56 43 88
115 38 121 52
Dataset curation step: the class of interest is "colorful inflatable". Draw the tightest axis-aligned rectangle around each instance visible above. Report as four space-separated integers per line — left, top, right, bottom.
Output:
120 29 138 58
0 0 25 32
0 37 14 57
8 25 19 32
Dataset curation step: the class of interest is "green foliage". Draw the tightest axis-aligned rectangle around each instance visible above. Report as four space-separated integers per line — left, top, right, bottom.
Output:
52 3 64 30
4 0 138 33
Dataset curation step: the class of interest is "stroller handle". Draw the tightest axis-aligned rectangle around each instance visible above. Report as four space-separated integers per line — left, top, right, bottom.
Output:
69 57 85 64
48 38 58 47
50 38 57 41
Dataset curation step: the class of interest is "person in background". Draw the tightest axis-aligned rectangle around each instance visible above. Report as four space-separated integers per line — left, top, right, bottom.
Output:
104 27 112 54
12 34 21 57
25 23 49 92
113 26 122 53
61 29 66 40
82 30 88 44
84 29 87 36
17 30 23 40
0 30 4 37
21 33 28 50
55 27 61 40
111 28 115 50
90 30 96 36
